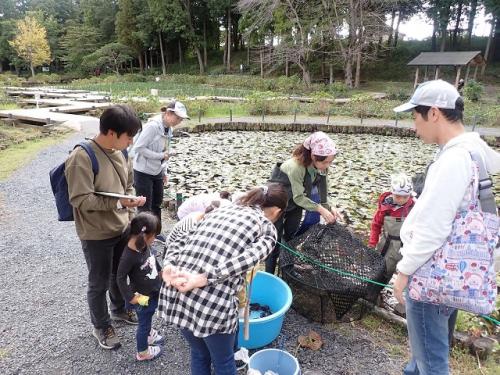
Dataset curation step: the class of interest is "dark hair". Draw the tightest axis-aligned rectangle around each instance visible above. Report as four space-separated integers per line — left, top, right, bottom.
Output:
414 97 464 123
219 191 230 200
204 200 221 214
129 212 160 252
239 183 288 211
100 104 142 137
292 144 328 167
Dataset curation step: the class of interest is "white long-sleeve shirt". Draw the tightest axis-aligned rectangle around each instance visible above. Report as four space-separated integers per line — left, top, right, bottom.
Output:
397 132 500 275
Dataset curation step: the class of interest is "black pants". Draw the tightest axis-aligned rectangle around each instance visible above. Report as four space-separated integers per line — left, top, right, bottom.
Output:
265 205 303 274
81 231 128 329
134 170 164 229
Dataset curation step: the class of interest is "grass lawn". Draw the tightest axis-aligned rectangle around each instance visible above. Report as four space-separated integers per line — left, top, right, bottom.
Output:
0 124 72 181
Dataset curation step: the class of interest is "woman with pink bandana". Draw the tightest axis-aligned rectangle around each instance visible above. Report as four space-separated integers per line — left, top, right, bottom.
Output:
267 131 341 273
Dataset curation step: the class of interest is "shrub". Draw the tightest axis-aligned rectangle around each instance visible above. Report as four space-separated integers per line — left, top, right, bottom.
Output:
328 82 349 98
119 96 161 120
0 72 25 87
386 87 411 101
463 80 484 102
26 73 62 85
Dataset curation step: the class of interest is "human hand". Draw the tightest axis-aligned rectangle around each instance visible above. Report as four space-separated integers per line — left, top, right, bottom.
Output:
163 175 168 184
164 151 170 160
330 208 342 222
119 196 146 208
393 272 409 305
318 206 335 224
172 271 207 293
162 264 179 286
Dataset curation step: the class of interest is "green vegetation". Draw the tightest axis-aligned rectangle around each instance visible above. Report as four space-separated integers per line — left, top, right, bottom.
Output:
357 313 499 375
0 124 71 180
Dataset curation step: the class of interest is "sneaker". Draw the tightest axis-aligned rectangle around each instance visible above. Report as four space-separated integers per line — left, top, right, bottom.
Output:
136 345 163 361
92 326 121 350
111 310 138 325
148 328 165 346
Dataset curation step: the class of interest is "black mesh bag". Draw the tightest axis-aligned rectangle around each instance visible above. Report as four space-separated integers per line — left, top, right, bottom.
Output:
279 223 386 321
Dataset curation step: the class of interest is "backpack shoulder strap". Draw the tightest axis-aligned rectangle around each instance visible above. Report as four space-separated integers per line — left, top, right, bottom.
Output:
469 151 497 215
121 149 128 161
75 141 99 175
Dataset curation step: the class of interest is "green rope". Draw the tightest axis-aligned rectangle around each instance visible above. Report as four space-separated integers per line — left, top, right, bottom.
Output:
278 241 499 326
277 241 391 289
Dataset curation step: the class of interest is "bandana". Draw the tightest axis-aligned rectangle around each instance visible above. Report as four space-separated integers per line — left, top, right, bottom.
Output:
303 132 337 156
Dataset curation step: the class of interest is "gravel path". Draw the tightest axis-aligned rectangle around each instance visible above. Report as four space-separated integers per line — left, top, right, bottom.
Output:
0 130 406 374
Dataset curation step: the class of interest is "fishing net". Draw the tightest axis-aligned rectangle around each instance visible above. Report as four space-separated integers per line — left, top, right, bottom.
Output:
279 223 386 322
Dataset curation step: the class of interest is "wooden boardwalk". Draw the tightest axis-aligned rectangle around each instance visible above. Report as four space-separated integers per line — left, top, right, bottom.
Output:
1 87 110 129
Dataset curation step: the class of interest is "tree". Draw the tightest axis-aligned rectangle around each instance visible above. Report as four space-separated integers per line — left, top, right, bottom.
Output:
484 0 500 62
81 0 119 44
148 0 188 73
116 0 148 71
60 22 102 71
466 0 478 48
82 42 134 75
238 0 319 86
9 15 51 77
178 0 205 74
427 0 453 51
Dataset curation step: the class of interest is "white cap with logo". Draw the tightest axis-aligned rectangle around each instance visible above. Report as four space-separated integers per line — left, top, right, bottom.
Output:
393 79 460 113
163 101 190 119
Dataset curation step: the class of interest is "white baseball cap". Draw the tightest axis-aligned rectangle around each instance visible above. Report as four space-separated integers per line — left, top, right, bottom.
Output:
393 80 460 113
163 101 190 119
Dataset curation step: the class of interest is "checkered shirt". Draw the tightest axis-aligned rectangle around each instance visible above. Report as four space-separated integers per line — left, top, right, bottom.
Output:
157 205 277 337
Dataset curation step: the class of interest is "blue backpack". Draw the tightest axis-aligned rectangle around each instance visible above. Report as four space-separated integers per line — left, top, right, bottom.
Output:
49 140 128 221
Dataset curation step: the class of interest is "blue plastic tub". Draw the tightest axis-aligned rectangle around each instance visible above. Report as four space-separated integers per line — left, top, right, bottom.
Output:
248 348 300 375
238 271 293 349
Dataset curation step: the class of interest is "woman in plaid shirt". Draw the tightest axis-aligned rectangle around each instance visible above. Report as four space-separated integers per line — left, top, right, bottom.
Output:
158 183 288 375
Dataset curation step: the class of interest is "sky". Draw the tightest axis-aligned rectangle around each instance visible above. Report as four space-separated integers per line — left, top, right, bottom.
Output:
396 7 494 41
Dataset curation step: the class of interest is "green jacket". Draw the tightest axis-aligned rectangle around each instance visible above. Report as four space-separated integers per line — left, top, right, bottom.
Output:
269 158 330 212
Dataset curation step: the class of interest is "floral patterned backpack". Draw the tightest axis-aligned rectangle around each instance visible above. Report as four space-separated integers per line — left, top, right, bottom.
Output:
407 152 499 314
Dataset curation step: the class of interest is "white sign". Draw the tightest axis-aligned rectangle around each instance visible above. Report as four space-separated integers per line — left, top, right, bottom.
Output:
150 89 159 97
42 67 50 72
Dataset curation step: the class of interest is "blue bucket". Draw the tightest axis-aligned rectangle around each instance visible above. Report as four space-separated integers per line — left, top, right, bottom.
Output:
238 271 293 349
248 348 300 375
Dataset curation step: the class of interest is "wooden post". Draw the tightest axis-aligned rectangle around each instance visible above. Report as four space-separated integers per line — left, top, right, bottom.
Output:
424 66 428 81
473 65 478 80
454 66 462 87
465 64 471 84
413 67 420 88
434 66 440 79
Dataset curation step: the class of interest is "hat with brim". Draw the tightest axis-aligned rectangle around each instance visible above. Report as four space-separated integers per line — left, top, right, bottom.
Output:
393 79 460 113
163 101 190 119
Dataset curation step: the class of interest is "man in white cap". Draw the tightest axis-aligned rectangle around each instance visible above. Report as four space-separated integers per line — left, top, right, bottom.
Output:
132 101 189 234
392 80 500 375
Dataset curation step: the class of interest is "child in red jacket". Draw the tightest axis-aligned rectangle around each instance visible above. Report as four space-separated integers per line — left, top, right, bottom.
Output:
369 173 415 281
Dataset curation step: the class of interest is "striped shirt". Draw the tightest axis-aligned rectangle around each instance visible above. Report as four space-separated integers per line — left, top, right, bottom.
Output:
157 205 277 337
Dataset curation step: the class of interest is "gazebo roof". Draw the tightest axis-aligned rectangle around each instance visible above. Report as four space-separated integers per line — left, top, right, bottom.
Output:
408 51 485 66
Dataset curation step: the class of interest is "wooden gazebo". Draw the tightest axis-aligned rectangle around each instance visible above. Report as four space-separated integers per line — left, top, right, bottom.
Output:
408 51 485 88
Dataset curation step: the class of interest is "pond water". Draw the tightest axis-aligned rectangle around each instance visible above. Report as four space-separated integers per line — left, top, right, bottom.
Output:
166 131 499 235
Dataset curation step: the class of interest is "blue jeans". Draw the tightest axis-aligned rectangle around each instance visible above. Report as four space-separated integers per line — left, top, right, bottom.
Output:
181 329 236 375
404 294 457 375
132 295 158 352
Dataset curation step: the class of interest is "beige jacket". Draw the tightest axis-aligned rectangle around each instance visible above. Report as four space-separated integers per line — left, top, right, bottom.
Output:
65 141 134 240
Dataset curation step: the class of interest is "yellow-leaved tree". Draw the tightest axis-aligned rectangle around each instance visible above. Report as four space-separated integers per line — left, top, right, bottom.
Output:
9 16 51 78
